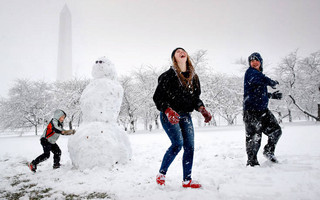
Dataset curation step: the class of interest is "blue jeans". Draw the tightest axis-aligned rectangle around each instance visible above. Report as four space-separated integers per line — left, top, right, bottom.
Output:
159 112 195 181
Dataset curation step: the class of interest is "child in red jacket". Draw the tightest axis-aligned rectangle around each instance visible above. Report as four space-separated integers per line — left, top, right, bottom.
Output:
28 109 75 172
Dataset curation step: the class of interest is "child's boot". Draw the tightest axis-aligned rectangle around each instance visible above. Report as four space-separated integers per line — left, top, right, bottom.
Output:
28 162 37 172
53 163 61 169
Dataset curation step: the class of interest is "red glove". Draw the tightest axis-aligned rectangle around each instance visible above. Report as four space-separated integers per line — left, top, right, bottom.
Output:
199 107 212 123
165 107 180 125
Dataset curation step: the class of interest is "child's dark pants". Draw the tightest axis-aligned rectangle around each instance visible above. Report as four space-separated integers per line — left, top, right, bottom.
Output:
32 137 61 167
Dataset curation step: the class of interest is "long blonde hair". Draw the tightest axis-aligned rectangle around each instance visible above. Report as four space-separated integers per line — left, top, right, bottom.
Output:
172 54 196 91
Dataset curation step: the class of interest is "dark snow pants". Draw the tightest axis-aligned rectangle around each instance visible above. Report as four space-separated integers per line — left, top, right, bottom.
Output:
243 109 282 162
32 137 61 167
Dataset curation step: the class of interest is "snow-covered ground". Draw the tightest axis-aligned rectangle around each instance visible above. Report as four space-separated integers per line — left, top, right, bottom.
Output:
0 121 319 200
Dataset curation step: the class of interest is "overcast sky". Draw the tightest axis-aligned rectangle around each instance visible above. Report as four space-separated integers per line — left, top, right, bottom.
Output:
1 0 320 97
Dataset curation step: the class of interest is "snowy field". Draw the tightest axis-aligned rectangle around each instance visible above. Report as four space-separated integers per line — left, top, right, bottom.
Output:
0 121 319 200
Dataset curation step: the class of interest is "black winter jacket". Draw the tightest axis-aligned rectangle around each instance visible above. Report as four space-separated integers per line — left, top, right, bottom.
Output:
153 67 204 113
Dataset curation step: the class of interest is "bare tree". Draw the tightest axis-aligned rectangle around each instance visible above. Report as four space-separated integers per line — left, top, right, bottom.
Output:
119 76 139 133
53 78 90 129
133 65 161 131
289 95 320 121
0 79 53 135
274 50 320 121
191 49 210 75
287 50 320 121
275 50 300 122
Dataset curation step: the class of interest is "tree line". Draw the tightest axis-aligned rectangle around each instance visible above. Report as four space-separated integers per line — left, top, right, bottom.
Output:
0 50 319 135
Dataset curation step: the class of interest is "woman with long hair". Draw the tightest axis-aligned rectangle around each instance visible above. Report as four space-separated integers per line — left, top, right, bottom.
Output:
153 47 212 188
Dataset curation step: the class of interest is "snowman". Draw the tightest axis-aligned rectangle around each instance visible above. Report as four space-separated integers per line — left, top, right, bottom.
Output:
68 57 132 170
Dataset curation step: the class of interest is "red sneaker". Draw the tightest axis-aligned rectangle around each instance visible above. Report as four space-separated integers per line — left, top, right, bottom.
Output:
182 180 202 188
156 173 166 185
28 162 36 172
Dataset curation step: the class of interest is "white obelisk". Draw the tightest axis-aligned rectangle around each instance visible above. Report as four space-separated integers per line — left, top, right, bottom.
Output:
57 4 72 81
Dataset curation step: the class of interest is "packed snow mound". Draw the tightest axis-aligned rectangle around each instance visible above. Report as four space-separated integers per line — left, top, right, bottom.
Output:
92 57 117 80
68 122 131 170
80 78 123 123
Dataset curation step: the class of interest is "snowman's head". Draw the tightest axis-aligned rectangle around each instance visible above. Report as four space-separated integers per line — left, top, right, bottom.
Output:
92 57 117 80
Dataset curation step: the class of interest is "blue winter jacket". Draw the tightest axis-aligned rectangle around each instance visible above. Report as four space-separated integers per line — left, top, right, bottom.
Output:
243 67 277 111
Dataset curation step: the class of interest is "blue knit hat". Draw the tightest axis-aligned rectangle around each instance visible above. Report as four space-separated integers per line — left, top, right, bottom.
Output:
248 52 263 72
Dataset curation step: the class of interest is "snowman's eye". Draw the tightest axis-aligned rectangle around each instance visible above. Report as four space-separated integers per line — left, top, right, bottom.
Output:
96 60 104 64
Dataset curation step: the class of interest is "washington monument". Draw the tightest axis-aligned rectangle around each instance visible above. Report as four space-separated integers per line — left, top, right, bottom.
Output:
57 4 72 81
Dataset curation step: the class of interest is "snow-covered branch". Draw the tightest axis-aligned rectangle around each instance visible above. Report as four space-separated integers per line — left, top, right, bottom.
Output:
289 95 320 121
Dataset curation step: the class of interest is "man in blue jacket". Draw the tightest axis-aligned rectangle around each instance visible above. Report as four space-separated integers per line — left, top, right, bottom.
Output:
243 52 282 167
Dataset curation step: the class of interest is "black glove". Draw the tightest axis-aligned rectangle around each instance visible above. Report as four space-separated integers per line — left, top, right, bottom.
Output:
269 90 282 100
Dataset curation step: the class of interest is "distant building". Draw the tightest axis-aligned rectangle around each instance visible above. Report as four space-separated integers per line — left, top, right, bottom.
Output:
57 4 72 81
